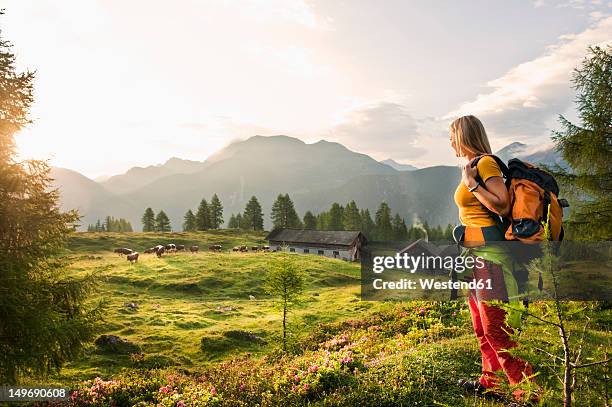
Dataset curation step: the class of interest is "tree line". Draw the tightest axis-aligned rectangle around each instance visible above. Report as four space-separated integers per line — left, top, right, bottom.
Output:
87 216 133 232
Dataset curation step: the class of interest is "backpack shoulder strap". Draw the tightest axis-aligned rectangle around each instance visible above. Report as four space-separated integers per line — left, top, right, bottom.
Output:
470 154 510 180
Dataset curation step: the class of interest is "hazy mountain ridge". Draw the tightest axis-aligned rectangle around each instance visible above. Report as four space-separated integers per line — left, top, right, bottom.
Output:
50 136 565 231
380 159 418 171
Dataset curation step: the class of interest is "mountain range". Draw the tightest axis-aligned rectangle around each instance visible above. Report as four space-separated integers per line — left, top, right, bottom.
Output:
50 135 567 231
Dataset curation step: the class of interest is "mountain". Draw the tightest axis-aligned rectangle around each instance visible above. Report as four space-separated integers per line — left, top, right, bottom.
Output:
495 142 568 170
380 159 418 171
50 168 135 228
53 136 512 231
101 157 207 195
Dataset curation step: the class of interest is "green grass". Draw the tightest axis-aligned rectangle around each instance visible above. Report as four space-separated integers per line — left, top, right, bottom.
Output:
43 231 611 405
54 230 374 382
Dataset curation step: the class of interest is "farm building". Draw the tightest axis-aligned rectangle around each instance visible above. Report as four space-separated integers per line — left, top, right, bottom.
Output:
266 229 367 261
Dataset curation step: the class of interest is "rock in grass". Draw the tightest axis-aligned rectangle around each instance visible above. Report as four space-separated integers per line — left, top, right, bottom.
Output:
223 330 267 344
94 334 141 354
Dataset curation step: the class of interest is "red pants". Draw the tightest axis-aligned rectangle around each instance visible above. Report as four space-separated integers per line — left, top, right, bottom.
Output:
468 294 537 401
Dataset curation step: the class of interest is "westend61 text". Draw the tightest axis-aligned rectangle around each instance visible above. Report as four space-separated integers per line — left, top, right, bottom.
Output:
371 253 485 274
372 278 493 291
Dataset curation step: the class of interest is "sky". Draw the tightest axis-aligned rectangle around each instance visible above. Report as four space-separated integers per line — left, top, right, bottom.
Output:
3 0 612 178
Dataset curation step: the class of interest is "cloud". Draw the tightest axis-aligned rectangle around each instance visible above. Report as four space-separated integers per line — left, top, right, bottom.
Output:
326 102 427 161
444 16 612 144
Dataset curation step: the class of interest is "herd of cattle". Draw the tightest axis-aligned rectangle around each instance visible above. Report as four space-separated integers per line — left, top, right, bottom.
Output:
114 244 271 263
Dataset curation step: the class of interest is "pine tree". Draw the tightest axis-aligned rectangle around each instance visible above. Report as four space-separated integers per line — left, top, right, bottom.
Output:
0 32 100 383
444 224 455 241
316 212 328 230
243 196 264 231
392 213 408 240
270 193 302 229
227 214 238 229
360 209 375 238
343 201 361 231
551 45 612 240
196 199 210 231
183 209 197 232
155 210 172 232
375 202 393 240
209 194 224 229
95 219 102 232
326 203 344 230
141 207 155 232
235 213 244 229
303 211 317 230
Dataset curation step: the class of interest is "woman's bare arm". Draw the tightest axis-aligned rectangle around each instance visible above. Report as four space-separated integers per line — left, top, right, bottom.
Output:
462 163 510 217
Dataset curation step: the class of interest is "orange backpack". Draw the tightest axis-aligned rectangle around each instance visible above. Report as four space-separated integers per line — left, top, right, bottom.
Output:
471 154 569 242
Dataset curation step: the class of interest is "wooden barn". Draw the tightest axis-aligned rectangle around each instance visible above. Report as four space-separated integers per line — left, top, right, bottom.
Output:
397 238 459 274
265 229 367 261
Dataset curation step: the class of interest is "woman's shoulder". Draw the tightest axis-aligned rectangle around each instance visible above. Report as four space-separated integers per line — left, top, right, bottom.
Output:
476 155 502 180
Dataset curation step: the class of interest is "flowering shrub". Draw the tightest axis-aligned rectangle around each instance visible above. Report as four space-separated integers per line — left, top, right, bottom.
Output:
65 302 473 406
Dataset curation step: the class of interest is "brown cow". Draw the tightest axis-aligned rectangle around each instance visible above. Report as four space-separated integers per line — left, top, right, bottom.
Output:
209 244 222 252
114 248 133 256
190 245 199 254
176 244 185 252
127 252 139 263
144 247 155 254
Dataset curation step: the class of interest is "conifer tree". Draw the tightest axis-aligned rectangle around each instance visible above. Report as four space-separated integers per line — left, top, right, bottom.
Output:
227 214 238 229
183 209 197 232
196 198 210 231
243 196 264 231
343 200 361 231
155 210 171 232
235 213 244 229
270 193 301 229
392 213 408 240
141 207 155 232
0 30 100 383
209 194 224 229
327 203 344 230
303 211 317 230
551 45 612 240
374 202 393 240
360 208 375 238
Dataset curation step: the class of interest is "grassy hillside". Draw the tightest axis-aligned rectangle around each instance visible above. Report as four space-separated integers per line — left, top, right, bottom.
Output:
54 230 374 382
40 231 610 406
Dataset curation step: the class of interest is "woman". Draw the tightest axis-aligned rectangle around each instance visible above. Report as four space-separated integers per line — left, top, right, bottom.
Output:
449 115 539 403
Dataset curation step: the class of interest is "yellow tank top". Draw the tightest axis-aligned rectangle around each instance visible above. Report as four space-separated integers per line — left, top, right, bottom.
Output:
454 155 503 227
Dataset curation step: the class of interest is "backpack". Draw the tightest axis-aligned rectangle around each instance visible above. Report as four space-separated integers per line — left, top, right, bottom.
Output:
471 154 569 242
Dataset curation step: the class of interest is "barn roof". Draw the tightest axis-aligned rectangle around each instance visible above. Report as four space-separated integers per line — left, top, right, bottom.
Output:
398 238 457 256
266 229 365 246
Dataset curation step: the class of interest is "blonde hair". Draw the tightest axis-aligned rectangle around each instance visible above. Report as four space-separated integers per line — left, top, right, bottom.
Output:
450 115 492 157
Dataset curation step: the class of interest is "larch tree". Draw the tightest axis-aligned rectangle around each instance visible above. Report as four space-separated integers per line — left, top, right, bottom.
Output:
551 45 612 241
155 210 171 232
141 207 155 232
182 209 197 232
196 198 210 231
302 211 317 230
209 193 224 229
0 27 101 383
270 193 301 229
243 196 264 231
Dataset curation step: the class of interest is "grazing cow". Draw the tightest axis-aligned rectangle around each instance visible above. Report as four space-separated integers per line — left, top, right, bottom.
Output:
209 244 222 252
262 245 270 252
127 252 139 263
190 245 199 254
114 248 133 256
165 243 176 253
154 245 165 257
240 245 248 252
176 244 185 252
144 247 155 254
251 246 259 252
